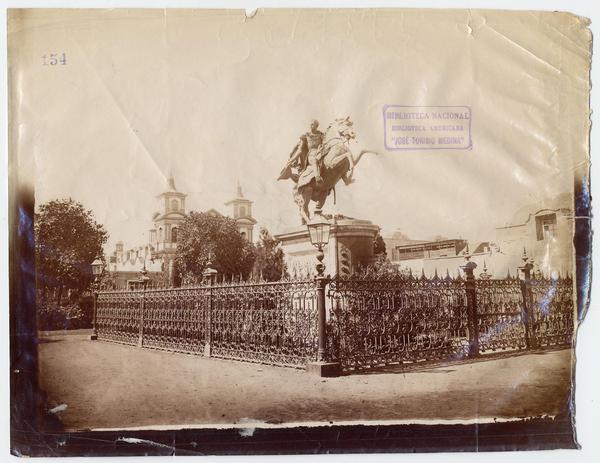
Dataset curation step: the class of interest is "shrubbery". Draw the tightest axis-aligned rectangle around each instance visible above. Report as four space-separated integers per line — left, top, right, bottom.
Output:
37 296 93 331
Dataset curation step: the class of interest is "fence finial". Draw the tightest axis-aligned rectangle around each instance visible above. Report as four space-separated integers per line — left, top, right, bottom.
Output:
479 260 491 280
462 242 471 262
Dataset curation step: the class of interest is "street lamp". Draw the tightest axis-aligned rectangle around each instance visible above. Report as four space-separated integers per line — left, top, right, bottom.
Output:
91 258 104 282
307 212 331 277
203 249 218 286
90 258 104 341
306 211 333 371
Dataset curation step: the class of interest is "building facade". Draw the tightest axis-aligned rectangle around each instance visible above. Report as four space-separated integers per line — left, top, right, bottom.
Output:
494 193 573 277
384 194 574 278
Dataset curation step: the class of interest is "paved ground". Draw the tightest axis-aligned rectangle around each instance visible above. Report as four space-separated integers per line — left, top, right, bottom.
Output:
38 331 574 431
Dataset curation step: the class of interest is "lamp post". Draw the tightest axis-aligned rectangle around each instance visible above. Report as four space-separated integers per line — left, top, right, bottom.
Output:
90 258 104 340
203 250 218 286
460 247 478 357
307 211 331 278
306 211 339 377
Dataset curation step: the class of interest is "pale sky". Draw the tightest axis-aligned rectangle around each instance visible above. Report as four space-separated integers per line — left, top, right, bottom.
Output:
9 9 588 251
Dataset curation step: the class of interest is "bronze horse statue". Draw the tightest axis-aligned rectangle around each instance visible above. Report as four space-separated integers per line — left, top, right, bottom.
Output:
278 117 378 224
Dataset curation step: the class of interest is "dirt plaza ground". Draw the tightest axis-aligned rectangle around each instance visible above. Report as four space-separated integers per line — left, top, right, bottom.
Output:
37 330 574 431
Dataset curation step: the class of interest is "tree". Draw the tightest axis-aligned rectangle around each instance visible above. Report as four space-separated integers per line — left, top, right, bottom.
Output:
35 198 108 304
175 211 256 284
253 228 287 281
374 232 387 257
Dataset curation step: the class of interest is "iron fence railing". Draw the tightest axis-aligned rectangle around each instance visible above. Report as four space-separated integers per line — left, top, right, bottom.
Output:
94 263 575 373
326 276 470 369
96 279 318 368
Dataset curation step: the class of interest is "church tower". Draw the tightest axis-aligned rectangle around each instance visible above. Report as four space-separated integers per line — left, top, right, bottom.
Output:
225 182 257 242
149 174 186 281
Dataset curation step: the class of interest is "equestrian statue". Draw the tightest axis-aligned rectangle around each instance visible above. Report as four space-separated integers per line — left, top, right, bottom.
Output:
278 117 378 224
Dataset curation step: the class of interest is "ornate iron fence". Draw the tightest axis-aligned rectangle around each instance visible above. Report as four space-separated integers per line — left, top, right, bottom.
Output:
94 265 575 374
529 276 574 348
210 281 318 366
142 287 210 354
96 289 143 345
324 264 575 371
95 280 318 368
475 277 527 353
327 276 469 370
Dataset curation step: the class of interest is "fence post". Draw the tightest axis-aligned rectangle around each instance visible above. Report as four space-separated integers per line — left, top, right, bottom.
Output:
461 260 479 357
316 275 328 362
307 275 340 377
138 275 149 347
90 290 99 340
519 255 535 350
203 265 217 357
204 284 213 357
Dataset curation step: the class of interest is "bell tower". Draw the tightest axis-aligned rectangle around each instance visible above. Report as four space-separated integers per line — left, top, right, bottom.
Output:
148 173 187 283
225 181 257 242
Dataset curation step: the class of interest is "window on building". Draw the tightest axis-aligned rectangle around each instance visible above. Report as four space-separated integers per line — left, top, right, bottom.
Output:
240 231 246 240
240 206 246 217
159 227 163 242
171 199 179 211
172 227 178 243
535 213 557 241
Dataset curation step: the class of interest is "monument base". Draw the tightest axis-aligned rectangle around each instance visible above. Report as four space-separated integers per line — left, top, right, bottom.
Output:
275 215 380 278
306 361 342 377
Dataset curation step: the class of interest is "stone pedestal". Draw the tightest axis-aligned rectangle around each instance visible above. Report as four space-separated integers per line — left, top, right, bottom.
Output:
275 216 380 278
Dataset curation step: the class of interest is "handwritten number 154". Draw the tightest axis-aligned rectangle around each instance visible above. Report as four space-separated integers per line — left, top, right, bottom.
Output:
42 53 67 66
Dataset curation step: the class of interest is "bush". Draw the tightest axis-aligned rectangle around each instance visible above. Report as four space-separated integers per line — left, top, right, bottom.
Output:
354 255 412 279
37 297 93 331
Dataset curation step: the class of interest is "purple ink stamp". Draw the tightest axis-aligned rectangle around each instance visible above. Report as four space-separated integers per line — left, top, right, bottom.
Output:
383 105 472 150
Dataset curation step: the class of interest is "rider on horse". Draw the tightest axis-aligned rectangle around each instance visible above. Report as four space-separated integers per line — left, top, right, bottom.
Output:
278 116 377 223
278 120 325 187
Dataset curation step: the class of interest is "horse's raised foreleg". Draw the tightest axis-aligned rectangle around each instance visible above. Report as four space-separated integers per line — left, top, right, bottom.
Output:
352 149 378 166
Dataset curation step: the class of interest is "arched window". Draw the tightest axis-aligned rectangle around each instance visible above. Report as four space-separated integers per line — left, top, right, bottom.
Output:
171 227 178 243
240 231 246 240
240 206 246 217
171 199 179 211
159 227 163 242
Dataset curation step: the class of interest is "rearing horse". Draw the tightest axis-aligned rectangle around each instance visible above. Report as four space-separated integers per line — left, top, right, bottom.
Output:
281 117 378 224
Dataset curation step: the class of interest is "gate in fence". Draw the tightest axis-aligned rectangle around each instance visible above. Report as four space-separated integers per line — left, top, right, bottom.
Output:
94 261 575 375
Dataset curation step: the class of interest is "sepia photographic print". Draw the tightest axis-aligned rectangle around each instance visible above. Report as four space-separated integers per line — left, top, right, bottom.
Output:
7 7 592 457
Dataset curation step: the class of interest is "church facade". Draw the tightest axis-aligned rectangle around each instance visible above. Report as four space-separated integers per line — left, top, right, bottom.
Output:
107 176 256 287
